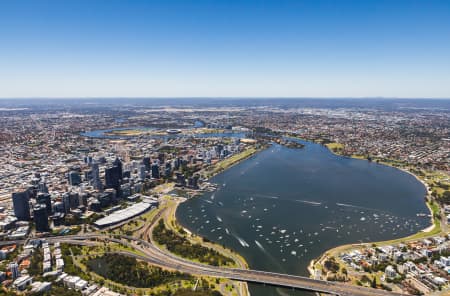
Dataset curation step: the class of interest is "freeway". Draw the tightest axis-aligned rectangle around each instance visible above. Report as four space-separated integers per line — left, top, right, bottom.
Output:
1 234 406 296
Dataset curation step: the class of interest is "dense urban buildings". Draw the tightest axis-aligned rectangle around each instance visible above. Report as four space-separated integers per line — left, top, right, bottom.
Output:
0 98 448 295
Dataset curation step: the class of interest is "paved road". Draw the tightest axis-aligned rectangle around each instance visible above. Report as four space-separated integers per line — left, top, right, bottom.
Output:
1 234 406 296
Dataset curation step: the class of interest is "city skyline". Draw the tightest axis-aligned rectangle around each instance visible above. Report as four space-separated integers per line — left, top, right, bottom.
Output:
1 0 450 98
1 1 450 295
1 99 449 295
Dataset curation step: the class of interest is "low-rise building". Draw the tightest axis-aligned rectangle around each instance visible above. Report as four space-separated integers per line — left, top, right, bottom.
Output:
385 265 397 278
13 275 33 290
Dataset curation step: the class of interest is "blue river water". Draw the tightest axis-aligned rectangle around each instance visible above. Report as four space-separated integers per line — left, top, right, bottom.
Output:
176 140 429 296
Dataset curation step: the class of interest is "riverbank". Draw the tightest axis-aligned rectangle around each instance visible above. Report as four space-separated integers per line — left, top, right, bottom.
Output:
165 145 267 295
308 141 449 294
132 146 266 296
202 145 266 179
323 141 443 233
289 137 441 235
174 137 435 296
107 192 250 296
157 196 251 296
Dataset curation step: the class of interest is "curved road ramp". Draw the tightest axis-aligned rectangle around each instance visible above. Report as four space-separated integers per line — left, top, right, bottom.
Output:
2 235 406 296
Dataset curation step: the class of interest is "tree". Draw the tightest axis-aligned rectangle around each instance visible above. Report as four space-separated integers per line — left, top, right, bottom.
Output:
371 277 377 288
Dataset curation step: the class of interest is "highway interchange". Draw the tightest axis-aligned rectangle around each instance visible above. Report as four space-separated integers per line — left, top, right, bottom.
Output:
2 230 407 296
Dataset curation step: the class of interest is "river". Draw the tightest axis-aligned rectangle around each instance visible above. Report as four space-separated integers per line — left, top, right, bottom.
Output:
176 140 429 296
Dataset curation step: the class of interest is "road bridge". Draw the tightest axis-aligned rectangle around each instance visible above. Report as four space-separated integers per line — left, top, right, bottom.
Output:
0 234 405 296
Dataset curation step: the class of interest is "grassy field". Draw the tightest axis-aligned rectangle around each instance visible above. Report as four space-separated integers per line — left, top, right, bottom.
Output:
325 142 344 151
153 182 175 193
112 205 164 235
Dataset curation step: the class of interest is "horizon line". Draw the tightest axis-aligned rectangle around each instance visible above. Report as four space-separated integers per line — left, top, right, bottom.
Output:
0 97 450 100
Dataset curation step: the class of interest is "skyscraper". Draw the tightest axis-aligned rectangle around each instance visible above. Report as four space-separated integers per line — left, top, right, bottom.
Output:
151 163 160 179
105 166 121 189
12 191 30 221
33 204 49 232
113 157 123 178
139 164 146 180
90 161 102 190
68 192 80 209
143 157 151 171
68 171 81 186
84 156 93 164
62 193 70 214
37 181 48 193
165 161 172 177
80 193 89 207
176 172 186 187
36 193 52 215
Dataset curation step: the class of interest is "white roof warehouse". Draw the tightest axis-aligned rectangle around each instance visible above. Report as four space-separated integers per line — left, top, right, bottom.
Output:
93 199 158 228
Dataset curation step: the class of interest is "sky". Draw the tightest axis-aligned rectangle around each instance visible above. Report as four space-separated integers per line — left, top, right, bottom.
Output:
0 0 449 98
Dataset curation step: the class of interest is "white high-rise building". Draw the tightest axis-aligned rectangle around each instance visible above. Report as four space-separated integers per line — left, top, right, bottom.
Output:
8 262 20 279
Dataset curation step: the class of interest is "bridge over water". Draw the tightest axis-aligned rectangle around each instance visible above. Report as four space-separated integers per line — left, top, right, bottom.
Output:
1 235 405 296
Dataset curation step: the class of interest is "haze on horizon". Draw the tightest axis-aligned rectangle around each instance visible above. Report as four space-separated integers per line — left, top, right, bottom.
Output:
1 0 450 98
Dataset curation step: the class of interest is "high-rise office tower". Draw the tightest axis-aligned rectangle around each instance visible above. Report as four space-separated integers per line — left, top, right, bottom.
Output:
69 192 80 209
90 162 102 190
113 157 123 178
36 193 52 215
62 193 71 214
68 171 81 186
37 181 48 193
143 157 151 171
84 156 93 164
165 161 172 177
80 193 89 207
139 165 146 180
105 166 121 189
12 191 30 221
176 172 186 186
33 204 49 232
151 163 160 179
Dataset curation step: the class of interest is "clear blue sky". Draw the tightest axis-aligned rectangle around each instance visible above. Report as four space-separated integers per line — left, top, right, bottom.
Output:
1 0 449 98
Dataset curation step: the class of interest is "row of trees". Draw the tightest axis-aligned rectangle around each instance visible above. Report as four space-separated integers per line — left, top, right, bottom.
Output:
153 220 233 266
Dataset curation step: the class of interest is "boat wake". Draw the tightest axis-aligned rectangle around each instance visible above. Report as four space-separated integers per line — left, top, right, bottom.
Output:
232 233 249 247
336 202 357 208
254 194 280 199
296 199 322 206
255 240 266 252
